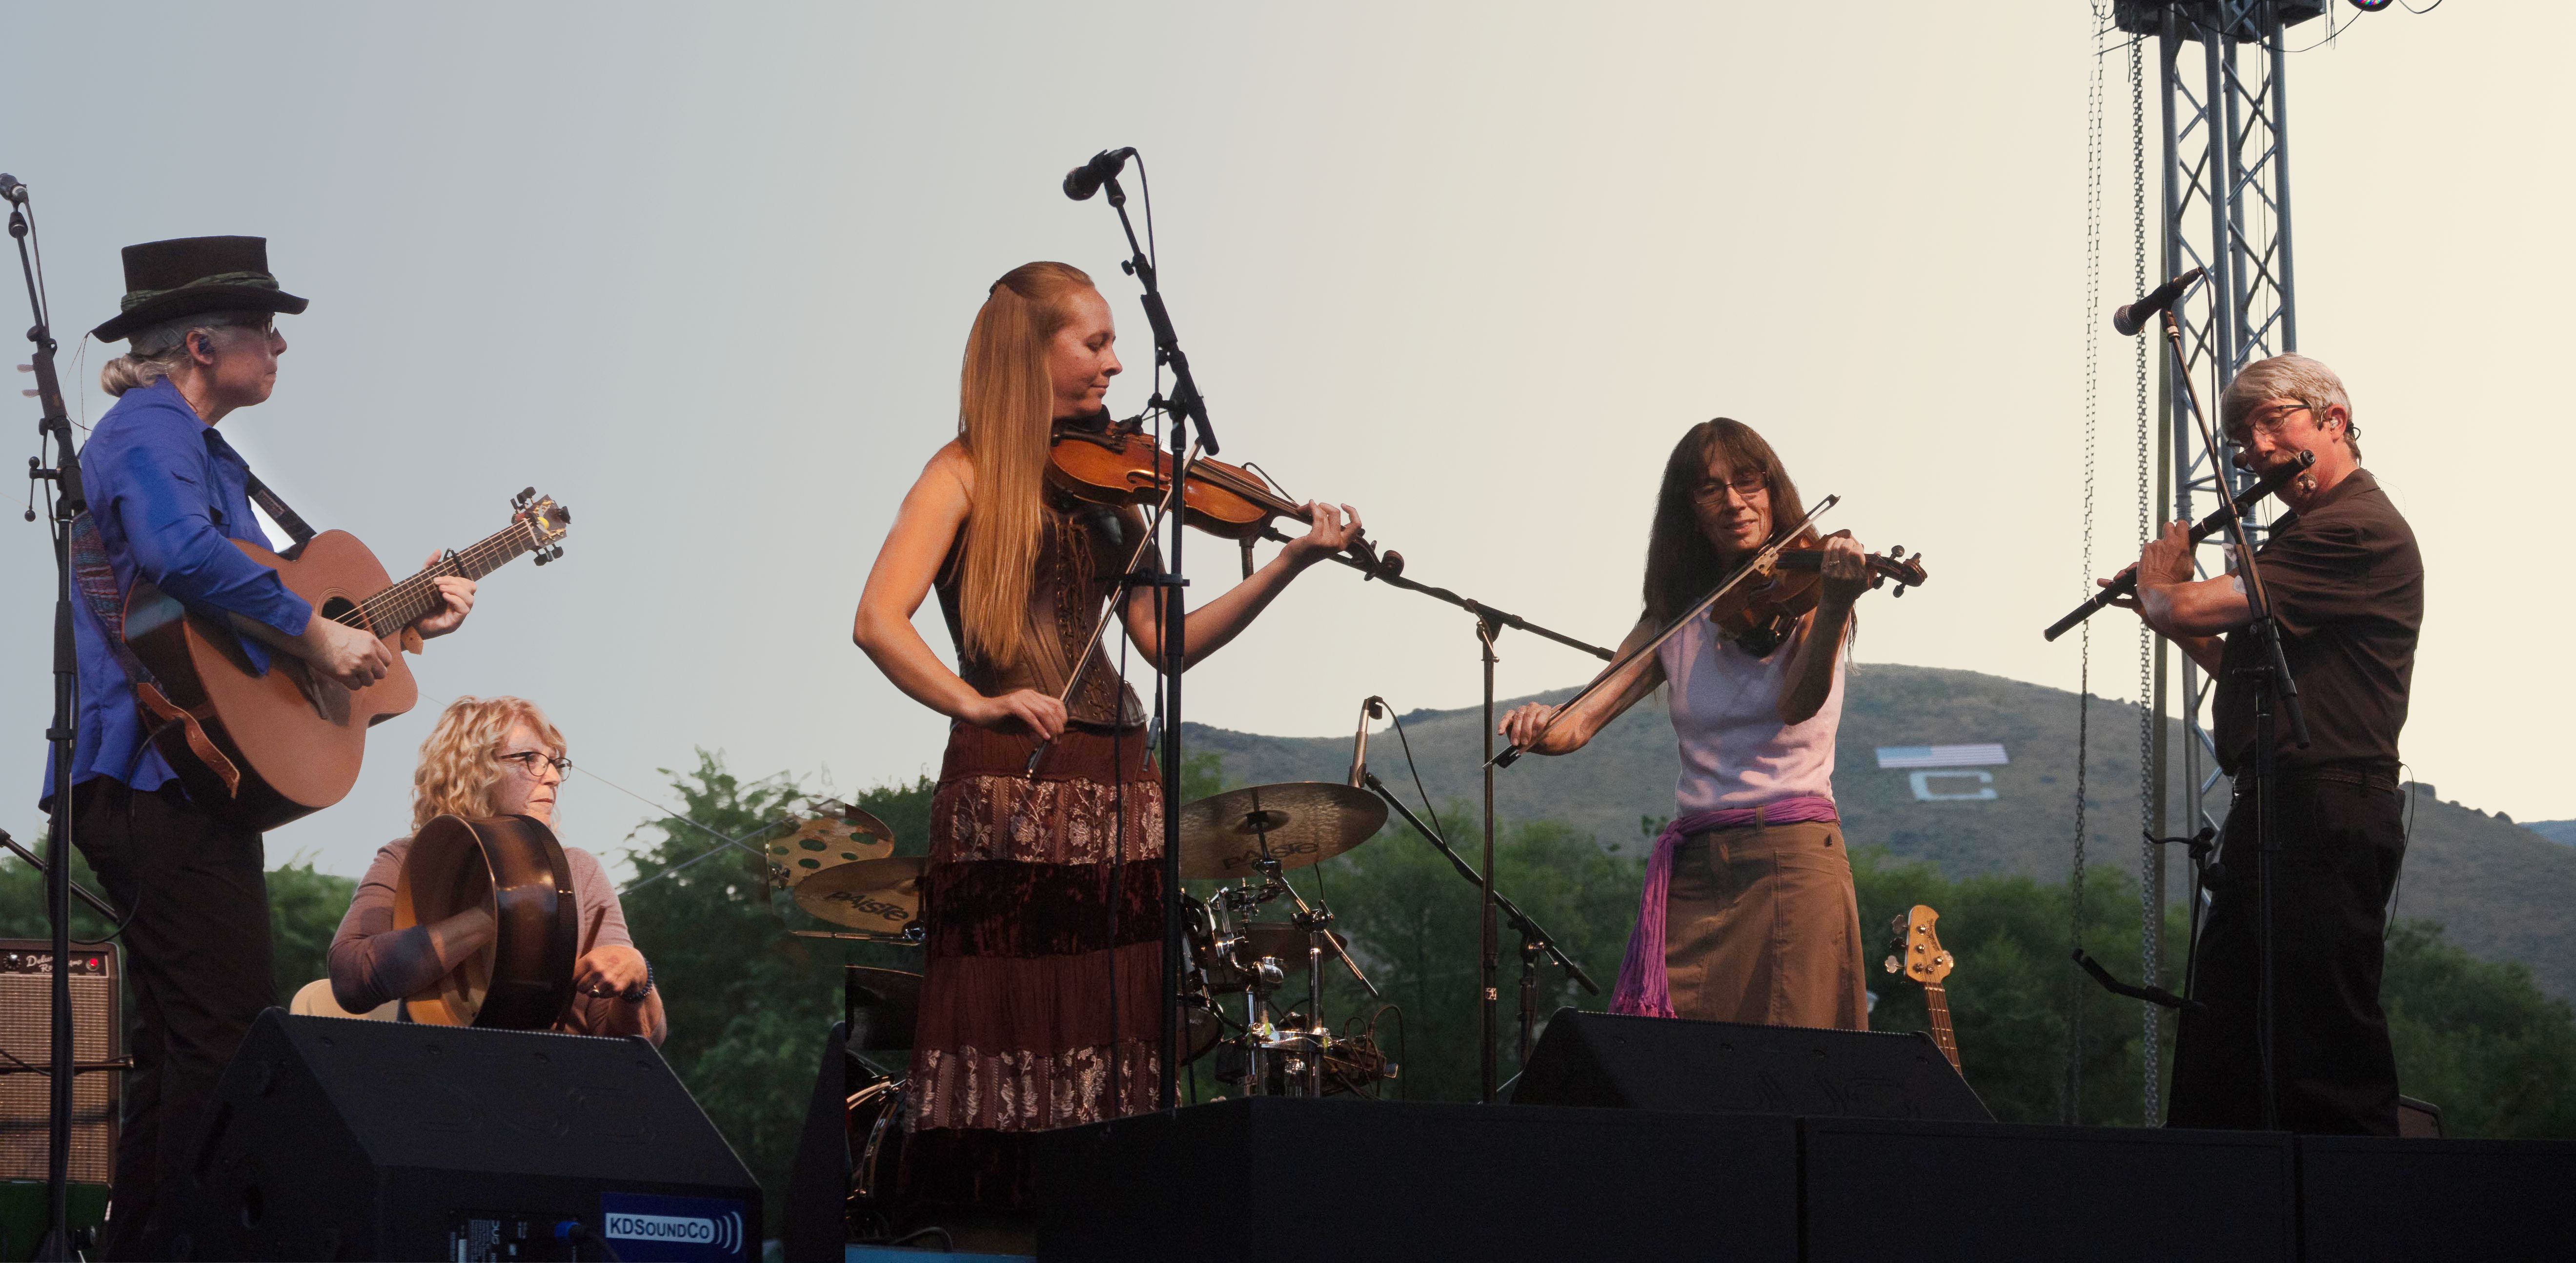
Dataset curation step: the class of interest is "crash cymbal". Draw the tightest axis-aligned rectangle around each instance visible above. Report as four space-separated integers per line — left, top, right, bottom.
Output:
767 802 898 886
1176 782 1387 880
766 801 897 887
845 966 923 1052
794 856 925 935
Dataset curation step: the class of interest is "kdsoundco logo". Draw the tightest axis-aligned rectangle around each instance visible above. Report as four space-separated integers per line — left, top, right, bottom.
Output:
604 1208 743 1253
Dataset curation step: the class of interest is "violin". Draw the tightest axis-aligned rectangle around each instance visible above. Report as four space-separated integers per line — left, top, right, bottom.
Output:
1708 532 1929 655
1048 417 1399 573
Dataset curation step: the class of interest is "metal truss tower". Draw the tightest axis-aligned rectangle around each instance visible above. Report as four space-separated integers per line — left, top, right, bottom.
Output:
2112 0 2318 1121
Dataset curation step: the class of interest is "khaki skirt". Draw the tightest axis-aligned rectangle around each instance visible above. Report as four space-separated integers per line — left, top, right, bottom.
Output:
1660 819 1869 1030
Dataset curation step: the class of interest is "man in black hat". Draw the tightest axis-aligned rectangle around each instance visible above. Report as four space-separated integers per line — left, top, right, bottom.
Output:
47 236 478 1255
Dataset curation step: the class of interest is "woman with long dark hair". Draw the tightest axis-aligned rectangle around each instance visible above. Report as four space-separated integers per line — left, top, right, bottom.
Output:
1500 418 1873 1030
852 262 1359 1219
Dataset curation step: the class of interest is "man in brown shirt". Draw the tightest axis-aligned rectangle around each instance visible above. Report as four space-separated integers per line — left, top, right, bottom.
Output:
2124 353 2421 1134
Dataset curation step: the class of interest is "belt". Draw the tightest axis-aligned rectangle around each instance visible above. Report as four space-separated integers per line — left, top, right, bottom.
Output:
2232 765 2400 796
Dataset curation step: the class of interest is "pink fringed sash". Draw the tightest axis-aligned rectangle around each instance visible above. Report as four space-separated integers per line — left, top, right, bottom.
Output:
1608 796 1841 1019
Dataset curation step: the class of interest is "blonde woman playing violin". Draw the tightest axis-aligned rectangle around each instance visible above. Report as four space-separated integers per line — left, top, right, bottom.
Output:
851 262 1359 1222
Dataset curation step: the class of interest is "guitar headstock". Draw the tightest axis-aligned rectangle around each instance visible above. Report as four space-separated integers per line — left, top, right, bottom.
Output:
511 487 571 566
1882 903 1954 986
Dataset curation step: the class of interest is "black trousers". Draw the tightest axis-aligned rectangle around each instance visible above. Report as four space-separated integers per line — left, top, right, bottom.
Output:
2168 774 2405 1135
67 778 272 1261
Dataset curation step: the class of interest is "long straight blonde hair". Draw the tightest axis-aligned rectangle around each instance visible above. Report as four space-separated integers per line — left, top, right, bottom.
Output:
954 261 1095 669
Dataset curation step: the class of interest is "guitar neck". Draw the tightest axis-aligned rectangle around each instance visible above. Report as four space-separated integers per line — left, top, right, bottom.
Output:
352 518 546 633
1923 982 1961 1073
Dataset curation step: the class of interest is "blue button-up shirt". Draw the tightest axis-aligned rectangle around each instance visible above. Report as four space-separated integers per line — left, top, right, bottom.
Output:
42 376 315 803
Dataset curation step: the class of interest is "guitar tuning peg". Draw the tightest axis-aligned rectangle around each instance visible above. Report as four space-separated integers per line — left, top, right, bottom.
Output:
1889 545 1906 558
549 545 564 560
533 551 548 566
1883 956 1902 975
520 486 537 501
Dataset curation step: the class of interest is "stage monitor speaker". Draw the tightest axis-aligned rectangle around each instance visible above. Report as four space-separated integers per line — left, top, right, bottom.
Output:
0 940 121 1185
166 1010 759 1263
1512 1008 1991 1123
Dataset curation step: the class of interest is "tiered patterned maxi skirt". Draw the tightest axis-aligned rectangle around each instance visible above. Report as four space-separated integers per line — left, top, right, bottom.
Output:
900 722 1164 1211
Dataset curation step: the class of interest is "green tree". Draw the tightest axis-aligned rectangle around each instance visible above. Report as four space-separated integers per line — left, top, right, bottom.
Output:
2383 918 2576 1138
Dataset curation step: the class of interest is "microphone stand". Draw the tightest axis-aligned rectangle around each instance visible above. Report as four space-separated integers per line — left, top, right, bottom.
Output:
1277 548 1613 1102
12 176 87 1262
1086 165 1209 1112
2156 308 2309 1132
1361 772 1598 1082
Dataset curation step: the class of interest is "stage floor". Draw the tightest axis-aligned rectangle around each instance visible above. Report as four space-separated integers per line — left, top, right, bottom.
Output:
1031 1098 2576 1262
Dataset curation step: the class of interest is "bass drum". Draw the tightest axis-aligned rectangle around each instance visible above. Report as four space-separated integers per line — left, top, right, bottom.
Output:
844 1071 908 1238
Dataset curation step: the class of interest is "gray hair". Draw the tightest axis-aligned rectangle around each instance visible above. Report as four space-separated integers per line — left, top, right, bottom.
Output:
2220 353 2360 460
97 310 270 397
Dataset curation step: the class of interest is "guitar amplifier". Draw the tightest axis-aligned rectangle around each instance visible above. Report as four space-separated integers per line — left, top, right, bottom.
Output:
166 1010 759 1262
0 940 122 1185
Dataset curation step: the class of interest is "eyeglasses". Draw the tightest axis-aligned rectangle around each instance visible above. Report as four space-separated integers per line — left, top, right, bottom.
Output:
2231 403 2314 439
1690 472 1769 505
496 750 570 780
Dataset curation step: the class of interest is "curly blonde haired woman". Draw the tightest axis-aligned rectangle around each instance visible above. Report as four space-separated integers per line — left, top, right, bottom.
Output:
325 696 664 1042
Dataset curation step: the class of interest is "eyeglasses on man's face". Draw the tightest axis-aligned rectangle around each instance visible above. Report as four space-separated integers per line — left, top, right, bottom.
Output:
496 749 570 780
2229 401 2314 444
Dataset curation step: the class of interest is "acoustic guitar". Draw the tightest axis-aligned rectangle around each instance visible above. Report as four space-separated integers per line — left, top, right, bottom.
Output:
1884 904 1962 1073
122 490 570 832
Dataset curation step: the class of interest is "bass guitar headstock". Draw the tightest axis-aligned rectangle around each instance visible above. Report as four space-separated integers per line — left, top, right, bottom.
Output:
512 487 571 566
1883 903 1954 987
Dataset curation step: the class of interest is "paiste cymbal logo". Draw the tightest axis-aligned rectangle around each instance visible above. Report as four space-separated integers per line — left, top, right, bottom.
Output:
1222 841 1319 873
826 891 910 923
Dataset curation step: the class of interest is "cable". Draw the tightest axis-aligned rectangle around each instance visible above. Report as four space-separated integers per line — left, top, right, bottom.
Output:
2065 0 2111 1126
2386 762 2414 937
2129 26 2162 1127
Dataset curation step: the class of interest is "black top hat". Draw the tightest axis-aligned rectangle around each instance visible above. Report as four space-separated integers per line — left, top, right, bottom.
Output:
90 236 309 343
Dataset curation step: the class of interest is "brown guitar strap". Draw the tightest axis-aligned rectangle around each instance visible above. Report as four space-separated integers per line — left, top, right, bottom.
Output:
133 682 243 798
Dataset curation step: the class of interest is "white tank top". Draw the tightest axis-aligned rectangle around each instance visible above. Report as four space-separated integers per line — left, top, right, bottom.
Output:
1655 613 1844 814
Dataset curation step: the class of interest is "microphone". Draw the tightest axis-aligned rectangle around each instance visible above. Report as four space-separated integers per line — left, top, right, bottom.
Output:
2112 266 2205 336
0 174 25 205
1347 695 1386 788
1062 147 1136 201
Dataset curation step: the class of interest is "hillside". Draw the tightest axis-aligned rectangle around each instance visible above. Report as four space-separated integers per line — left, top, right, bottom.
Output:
1185 663 2576 1000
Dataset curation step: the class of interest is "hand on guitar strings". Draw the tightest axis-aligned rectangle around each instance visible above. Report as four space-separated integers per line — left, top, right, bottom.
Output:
295 611 397 691
412 549 478 639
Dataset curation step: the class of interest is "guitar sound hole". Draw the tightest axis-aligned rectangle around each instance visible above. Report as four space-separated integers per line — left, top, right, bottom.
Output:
319 595 365 633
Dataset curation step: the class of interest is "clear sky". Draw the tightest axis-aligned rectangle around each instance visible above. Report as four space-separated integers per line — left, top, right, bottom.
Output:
3 2 2564 878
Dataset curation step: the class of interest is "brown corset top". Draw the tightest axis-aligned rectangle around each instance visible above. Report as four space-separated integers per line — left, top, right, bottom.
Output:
935 495 1153 729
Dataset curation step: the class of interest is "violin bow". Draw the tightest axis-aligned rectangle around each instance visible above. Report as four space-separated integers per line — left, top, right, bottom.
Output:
1488 495 1840 769
1023 437 1205 780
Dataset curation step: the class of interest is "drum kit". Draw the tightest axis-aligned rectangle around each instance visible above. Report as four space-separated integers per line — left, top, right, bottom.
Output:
765 782 1403 1235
